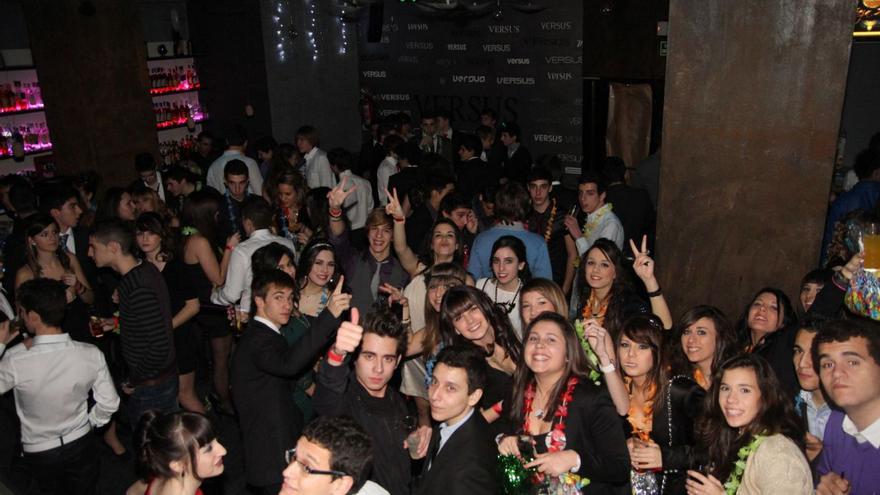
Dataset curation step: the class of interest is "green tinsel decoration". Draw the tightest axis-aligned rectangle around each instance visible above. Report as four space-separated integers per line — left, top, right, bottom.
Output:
497 454 536 495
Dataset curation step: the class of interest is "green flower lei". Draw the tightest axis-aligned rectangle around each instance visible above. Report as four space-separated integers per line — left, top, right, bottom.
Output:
573 319 603 385
724 434 765 494
181 226 199 236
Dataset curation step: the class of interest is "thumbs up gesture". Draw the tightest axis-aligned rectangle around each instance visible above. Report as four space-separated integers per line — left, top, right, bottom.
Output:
332 307 364 359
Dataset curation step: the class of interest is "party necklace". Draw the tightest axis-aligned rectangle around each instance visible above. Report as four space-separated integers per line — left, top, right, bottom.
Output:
693 367 709 389
624 377 657 436
494 278 522 314
581 291 608 326
543 199 557 242
723 435 766 494
581 203 613 239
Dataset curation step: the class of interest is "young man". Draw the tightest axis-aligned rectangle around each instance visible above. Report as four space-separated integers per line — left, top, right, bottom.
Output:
414 345 496 495
467 181 552 280
455 133 499 202
328 182 409 315
601 156 656 251
313 309 428 495
476 125 505 171
88 219 176 426
163 165 199 217
133 152 167 202
218 159 261 239
439 192 478 259
813 318 880 495
498 121 532 186
377 134 405 207
297 125 336 189
0 279 119 495
328 147 374 246
792 317 832 462
405 172 455 252
42 186 85 256
526 167 577 294
206 125 263 194
386 142 423 213
211 198 296 317
255 135 278 180
564 171 625 257
280 415 389 495
233 271 342 494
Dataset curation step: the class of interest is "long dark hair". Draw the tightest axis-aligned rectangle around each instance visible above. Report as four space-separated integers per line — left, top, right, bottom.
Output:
508 312 591 431
489 235 532 284
616 314 667 405
135 212 176 263
296 238 338 290
439 285 522 363
180 189 222 250
135 410 218 482
696 353 805 481
96 187 129 222
734 288 796 349
578 238 631 335
24 214 70 276
418 218 465 269
668 305 737 380
304 187 331 236
422 262 469 358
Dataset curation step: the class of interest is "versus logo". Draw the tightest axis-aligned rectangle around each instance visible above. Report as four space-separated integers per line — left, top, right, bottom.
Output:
569 117 583 126
436 58 455 67
534 134 563 143
547 72 574 81
465 56 494 65
408 23 429 31
544 55 583 64
376 94 411 102
496 76 535 85
488 25 520 34
398 55 419 63
381 23 398 33
378 109 402 117
405 41 434 50
507 57 531 65
360 53 389 62
447 43 468 51
540 21 573 31
482 43 511 52
452 75 486 83
362 70 387 78
559 154 584 164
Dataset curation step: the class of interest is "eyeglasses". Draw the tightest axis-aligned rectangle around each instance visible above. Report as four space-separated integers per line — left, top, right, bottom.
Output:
284 448 347 478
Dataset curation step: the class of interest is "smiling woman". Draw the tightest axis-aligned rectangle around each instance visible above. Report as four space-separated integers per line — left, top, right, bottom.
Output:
478 235 531 338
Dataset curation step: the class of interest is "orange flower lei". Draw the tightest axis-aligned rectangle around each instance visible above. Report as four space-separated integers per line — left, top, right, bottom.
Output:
624 377 657 436
581 291 608 327
693 367 709 389
543 199 557 242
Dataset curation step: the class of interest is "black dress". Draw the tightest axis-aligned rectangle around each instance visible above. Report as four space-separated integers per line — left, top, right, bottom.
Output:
187 260 233 339
161 258 198 374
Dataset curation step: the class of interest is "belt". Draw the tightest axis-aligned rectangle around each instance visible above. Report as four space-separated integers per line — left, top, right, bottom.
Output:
23 423 91 454
133 366 177 388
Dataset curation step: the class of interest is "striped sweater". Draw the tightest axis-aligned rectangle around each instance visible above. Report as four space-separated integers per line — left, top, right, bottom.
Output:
118 262 175 383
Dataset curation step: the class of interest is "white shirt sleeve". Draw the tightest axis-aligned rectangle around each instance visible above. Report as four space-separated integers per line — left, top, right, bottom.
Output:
211 247 247 306
0 344 13 394
206 162 224 192
88 352 120 428
248 161 264 196
315 155 337 189
377 163 393 205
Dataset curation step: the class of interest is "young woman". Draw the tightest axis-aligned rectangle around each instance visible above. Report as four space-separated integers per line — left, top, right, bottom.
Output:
15 214 93 342
271 170 308 254
296 239 339 319
180 190 240 414
735 288 799 397
573 237 672 335
439 286 521 428
131 185 175 226
96 187 137 222
478 235 531 339
251 242 316 422
520 278 569 328
498 312 630 493
300 187 332 245
797 268 830 314
135 212 204 413
668 305 738 390
130 411 227 495
615 314 705 494
686 354 811 495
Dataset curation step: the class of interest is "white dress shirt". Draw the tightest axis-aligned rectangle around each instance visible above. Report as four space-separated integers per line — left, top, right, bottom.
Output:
206 150 264 195
303 147 337 189
438 407 474 453
0 333 120 453
377 156 398 206
842 414 880 449
574 205 625 256
60 226 76 254
211 229 297 313
253 316 281 335
339 170 374 230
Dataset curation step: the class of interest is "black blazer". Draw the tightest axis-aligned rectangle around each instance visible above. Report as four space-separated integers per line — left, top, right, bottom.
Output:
501 145 532 185
231 311 338 487
414 411 497 495
649 375 706 494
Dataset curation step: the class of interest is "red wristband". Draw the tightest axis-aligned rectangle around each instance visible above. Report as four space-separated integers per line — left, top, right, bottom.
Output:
225 245 233 251
329 207 343 218
492 401 503 414
327 349 346 363
393 216 405 223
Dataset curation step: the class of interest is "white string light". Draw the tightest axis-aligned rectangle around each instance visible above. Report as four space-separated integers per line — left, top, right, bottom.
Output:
339 7 348 55
272 0 290 62
307 0 318 61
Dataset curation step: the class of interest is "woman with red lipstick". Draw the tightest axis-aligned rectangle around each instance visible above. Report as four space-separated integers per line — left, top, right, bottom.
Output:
686 354 811 495
129 411 227 495
478 235 531 339
735 288 800 397
614 314 705 494
498 312 630 493
667 306 738 390
297 239 340 318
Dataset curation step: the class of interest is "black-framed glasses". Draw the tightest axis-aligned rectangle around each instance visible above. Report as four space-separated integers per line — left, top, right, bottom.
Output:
284 448 347 477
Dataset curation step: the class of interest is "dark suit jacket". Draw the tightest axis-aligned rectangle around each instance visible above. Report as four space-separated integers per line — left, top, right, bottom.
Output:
604 183 655 249
649 376 706 495
455 158 500 202
387 166 423 207
414 411 496 495
231 311 338 487
501 145 532 185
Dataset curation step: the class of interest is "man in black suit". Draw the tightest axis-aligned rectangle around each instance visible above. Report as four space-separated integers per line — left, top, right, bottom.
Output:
602 156 656 250
231 270 347 494
387 142 424 214
455 134 500 202
414 345 496 495
499 122 532 186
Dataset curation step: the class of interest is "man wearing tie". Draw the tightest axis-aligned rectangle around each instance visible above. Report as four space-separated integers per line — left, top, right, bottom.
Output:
414 345 496 495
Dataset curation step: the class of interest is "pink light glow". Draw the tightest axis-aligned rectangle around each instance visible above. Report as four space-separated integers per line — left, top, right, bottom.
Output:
0 102 45 115
150 81 200 95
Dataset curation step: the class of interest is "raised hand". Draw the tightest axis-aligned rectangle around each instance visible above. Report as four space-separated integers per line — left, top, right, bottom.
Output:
629 235 656 285
584 320 613 366
379 283 408 308
326 275 352 319
384 187 404 220
466 210 478 234
327 175 357 210
333 307 363 356
564 214 581 239
226 232 241 249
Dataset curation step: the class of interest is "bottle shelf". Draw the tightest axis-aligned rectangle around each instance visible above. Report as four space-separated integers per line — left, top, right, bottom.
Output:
0 145 53 160
150 83 202 96
0 105 45 116
156 114 207 130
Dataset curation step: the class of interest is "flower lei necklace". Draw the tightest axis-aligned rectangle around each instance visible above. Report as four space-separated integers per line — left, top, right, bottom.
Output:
724 435 766 494
581 291 609 326
581 203 613 238
624 377 657 437
543 199 557 242
693 367 709 389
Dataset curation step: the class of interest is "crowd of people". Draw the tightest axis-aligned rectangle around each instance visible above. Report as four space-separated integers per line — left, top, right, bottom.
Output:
0 114 878 495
